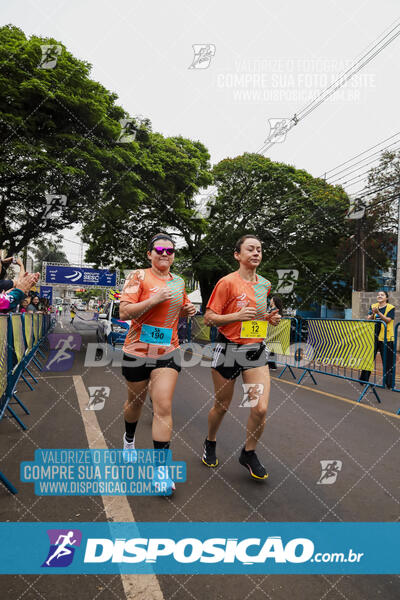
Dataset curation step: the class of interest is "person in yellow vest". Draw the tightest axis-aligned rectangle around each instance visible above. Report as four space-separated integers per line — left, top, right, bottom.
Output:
360 291 395 389
70 305 77 324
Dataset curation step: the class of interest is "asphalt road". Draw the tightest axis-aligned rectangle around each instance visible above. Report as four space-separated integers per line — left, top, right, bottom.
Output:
0 313 399 600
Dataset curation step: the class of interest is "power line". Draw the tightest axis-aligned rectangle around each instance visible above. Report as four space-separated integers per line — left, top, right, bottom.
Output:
62 237 81 245
258 20 400 155
326 140 400 184
330 154 400 189
350 182 400 207
318 132 400 203
322 130 400 178
297 18 400 119
297 28 400 120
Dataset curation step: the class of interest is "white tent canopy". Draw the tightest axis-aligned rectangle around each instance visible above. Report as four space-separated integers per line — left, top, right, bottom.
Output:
188 289 202 308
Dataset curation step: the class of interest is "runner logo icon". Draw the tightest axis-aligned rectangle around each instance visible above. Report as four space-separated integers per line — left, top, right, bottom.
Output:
188 44 216 69
239 384 264 407
38 45 62 69
317 460 343 485
42 529 82 568
45 333 82 372
86 386 110 410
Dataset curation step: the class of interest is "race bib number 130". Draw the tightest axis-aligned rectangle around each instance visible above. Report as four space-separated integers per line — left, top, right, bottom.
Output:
240 320 267 338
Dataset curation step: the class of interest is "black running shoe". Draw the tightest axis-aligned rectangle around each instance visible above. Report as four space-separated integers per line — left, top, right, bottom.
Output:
239 448 268 480
202 438 218 467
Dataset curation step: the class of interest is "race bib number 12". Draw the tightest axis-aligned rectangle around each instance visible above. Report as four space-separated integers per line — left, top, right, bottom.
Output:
240 320 267 338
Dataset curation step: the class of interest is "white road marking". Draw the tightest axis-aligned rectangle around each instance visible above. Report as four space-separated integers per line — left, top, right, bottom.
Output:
73 375 164 600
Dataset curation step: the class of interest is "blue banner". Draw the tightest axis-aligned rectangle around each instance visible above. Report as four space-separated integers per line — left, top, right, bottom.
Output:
44 265 117 287
39 285 53 305
0 522 398 574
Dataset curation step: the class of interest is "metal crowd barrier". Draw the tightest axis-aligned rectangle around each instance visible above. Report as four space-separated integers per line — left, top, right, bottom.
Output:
391 323 400 414
183 315 396 409
276 317 390 405
0 312 52 494
268 317 298 377
188 315 217 344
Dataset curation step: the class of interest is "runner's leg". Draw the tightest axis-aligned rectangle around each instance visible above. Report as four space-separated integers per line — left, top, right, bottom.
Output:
242 365 270 451
124 379 148 424
150 368 179 442
207 369 235 441
238 365 270 479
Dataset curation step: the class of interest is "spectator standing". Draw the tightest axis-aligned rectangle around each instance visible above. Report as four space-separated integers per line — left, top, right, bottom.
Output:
19 297 30 313
27 295 40 313
359 291 395 389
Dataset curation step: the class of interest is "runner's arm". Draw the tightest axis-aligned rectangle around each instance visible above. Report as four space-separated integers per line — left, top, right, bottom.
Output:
119 298 157 320
205 307 280 327
205 306 273 327
204 309 240 326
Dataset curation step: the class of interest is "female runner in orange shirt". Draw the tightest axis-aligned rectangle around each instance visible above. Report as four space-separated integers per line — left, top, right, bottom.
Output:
119 233 196 494
203 234 281 480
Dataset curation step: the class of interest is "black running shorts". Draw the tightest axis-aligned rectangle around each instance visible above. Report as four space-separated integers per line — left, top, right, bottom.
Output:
122 349 182 382
211 332 270 380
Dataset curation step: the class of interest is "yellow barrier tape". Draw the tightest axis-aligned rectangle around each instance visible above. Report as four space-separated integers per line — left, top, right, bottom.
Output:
24 314 33 352
265 318 291 355
33 314 39 345
11 315 24 365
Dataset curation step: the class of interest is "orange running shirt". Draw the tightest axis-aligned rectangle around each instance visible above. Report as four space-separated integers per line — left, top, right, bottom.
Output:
121 268 188 357
206 271 271 344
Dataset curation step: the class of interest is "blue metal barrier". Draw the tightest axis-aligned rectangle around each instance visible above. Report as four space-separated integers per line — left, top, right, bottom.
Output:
277 317 387 405
0 312 52 494
0 316 8 419
271 318 299 381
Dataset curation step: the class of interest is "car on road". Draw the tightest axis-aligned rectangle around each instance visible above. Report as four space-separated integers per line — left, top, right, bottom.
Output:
96 300 129 347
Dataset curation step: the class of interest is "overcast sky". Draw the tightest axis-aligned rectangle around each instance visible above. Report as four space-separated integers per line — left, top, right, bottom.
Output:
2 0 400 263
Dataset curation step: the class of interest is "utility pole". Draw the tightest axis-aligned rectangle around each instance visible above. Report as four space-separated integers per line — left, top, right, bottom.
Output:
354 218 362 290
361 224 366 290
349 198 366 291
353 217 366 290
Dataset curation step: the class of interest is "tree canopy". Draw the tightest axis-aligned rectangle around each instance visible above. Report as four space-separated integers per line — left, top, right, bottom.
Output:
0 25 147 255
189 153 353 310
0 24 212 281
